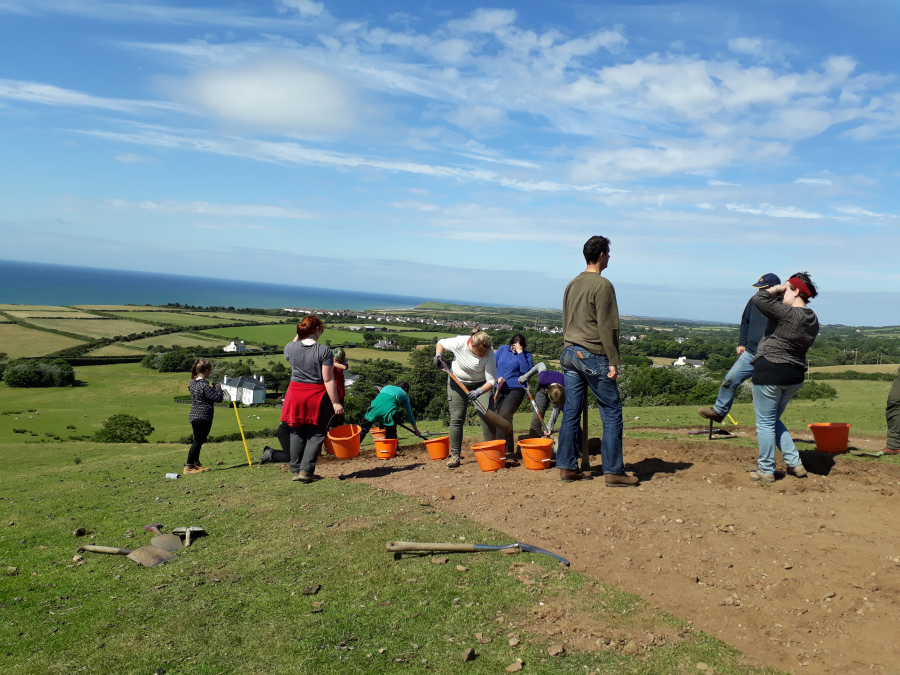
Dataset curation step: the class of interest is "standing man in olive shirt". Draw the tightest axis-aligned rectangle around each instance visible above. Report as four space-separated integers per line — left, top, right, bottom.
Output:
556 236 638 487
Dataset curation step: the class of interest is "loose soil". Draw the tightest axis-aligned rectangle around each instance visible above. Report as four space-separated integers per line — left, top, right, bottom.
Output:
308 429 900 675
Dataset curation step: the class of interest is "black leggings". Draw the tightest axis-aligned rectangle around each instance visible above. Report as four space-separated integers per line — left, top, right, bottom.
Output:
358 419 397 444
187 419 213 466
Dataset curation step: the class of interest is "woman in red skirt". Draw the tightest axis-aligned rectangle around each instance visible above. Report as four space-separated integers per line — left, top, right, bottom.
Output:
281 315 344 483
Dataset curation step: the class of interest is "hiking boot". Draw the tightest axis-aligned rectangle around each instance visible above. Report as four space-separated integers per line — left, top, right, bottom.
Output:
749 470 775 484
786 465 808 478
560 469 593 482
259 447 274 465
446 455 461 469
183 465 204 475
605 473 639 487
192 463 211 472
292 471 314 483
696 407 725 423
883 447 900 455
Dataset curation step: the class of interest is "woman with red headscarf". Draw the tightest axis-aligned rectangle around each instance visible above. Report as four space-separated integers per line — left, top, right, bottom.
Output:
749 272 819 484
281 315 344 483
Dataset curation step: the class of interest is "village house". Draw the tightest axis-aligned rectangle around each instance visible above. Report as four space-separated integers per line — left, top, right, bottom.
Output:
223 340 247 353
221 374 266 405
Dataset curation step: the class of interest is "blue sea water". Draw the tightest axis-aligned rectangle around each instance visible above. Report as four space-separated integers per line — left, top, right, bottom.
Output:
0 260 451 310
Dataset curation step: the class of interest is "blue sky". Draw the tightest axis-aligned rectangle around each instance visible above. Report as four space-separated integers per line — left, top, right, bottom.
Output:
1 0 899 325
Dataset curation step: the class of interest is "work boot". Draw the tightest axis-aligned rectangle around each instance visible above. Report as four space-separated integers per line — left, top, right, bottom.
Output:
183 465 204 475
192 462 211 472
696 407 725 423
259 447 274 465
749 470 775 484
446 455 461 469
560 469 592 482
292 471 314 483
604 473 639 488
786 465 808 478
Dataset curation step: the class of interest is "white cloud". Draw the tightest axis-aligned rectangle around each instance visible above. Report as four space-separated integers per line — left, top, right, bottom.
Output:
115 152 148 163
697 202 713 210
103 198 313 220
833 205 896 218
0 78 180 113
707 179 741 186
278 0 325 18
726 203 823 219
162 59 360 136
795 177 833 185
391 201 439 212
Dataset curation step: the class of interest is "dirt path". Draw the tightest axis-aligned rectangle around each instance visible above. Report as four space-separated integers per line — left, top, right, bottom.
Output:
314 432 900 675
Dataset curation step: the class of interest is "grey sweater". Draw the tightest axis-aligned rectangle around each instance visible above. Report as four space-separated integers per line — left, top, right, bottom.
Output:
750 290 819 371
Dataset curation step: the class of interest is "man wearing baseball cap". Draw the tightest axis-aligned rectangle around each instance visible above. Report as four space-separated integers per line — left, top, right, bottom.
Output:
697 273 781 423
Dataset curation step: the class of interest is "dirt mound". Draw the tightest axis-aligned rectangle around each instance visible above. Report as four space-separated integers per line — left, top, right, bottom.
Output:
315 432 900 674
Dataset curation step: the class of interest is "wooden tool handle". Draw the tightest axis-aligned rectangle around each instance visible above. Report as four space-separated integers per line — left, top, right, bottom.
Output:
77 545 133 555
386 541 477 553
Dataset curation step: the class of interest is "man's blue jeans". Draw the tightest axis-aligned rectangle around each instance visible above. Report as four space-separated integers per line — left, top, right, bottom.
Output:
752 383 803 474
557 345 624 474
713 350 755 416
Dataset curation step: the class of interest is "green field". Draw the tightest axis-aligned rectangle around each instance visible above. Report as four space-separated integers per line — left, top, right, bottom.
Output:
0 363 284 444
200 325 365 347
106 311 247 327
72 304 168 311
4 309 106 319
20 318 159 339
0 304 72 311
125 332 225 350
86 343 147 356
0 323 88 358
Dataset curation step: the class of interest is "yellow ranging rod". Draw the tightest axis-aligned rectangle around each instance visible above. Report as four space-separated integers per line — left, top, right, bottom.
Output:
726 413 739 425
232 400 253 468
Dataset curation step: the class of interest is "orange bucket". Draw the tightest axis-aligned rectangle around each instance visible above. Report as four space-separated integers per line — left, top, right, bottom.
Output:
518 438 553 470
472 440 506 472
374 438 397 459
327 424 361 459
371 427 387 440
808 423 851 454
424 436 450 460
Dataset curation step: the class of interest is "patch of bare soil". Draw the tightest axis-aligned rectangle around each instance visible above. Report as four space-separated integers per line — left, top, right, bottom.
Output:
314 434 900 675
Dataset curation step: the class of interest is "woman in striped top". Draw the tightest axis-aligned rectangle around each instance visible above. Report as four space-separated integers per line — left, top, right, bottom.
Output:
186 359 224 474
749 272 819 484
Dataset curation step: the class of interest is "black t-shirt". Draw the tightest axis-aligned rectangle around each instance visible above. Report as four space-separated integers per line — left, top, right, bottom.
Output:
752 355 805 386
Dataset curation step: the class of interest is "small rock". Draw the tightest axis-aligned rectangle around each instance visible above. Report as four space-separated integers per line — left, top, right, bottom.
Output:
72 555 84 564
548 644 565 657
622 641 639 656
823 591 836 600
73 527 87 537
501 548 520 556
432 557 448 565
506 661 523 672
302 584 321 595
216 461 224 465
697 663 709 671
155 669 166 675
509 637 520 647
784 564 792 570
456 565 469 572
723 597 734 606
440 489 454 500
7 521 13 527
7 566 19 575
462 647 476 662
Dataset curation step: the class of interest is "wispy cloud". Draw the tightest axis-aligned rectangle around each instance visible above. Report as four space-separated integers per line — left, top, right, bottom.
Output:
114 152 148 163
0 78 182 113
795 177 833 185
103 198 313 220
833 205 896 218
726 203 823 219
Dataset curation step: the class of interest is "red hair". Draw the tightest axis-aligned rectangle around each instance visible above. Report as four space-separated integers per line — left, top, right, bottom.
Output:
296 315 324 339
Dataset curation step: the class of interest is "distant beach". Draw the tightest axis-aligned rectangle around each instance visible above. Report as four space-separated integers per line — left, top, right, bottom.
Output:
0 260 454 311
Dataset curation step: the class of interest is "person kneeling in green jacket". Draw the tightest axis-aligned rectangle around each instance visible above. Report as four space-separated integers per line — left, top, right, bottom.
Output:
359 381 420 444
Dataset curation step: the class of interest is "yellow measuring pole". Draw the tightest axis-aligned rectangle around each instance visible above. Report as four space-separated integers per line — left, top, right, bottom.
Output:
232 400 253 467
726 413 739 425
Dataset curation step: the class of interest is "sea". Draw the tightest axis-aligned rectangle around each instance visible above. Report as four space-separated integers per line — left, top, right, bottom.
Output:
0 260 456 311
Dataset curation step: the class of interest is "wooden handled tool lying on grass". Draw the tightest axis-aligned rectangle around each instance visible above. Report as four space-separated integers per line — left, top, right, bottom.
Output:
386 540 570 566
437 360 512 436
78 544 175 567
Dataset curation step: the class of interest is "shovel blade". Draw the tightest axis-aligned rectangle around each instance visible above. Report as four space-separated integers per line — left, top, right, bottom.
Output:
151 533 183 552
127 545 175 567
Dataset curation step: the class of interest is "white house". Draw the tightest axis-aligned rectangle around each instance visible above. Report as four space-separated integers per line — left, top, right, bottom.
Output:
221 375 267 405
223 340 247 353
673 356 704 368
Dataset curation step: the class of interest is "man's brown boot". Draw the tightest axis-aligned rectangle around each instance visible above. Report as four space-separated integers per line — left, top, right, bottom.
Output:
604 473 639 488
696 407 725 423
560 469 592 482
